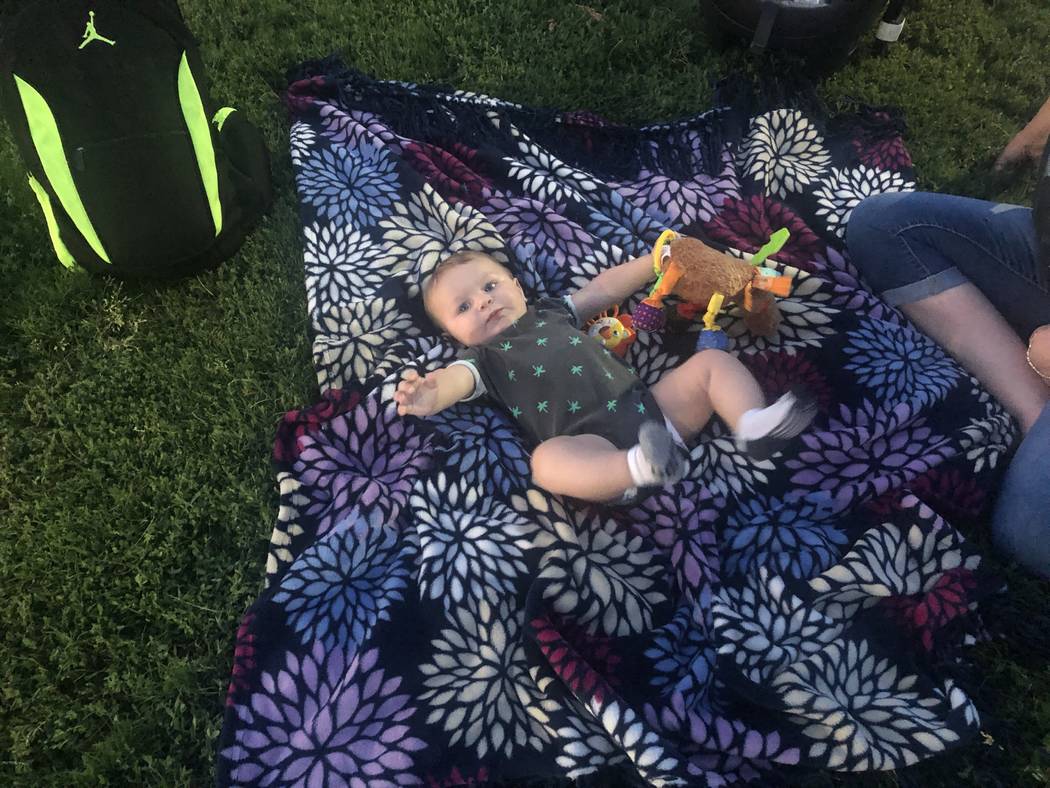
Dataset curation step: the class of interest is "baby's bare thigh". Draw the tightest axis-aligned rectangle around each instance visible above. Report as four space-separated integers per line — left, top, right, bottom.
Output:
650 359 714 440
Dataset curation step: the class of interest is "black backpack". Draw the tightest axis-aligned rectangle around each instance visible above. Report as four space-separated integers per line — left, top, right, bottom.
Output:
0 0 272 278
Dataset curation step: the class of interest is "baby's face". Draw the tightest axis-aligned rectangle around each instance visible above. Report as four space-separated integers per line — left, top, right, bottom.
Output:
428 258 528 346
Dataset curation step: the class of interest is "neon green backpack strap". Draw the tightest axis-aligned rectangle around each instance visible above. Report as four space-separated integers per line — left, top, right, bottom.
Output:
13 73 111 264
177 52 222 236
26 174 77 269
212 107 236 131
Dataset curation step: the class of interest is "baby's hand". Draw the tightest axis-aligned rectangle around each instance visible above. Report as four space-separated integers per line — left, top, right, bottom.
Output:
394 369 439 417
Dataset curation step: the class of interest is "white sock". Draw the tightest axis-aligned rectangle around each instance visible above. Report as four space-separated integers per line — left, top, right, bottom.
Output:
626 444 663 487
735 394 796 442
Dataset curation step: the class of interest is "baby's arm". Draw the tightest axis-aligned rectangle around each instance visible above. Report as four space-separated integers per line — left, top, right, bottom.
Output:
570 253 656 323
394 364 476 417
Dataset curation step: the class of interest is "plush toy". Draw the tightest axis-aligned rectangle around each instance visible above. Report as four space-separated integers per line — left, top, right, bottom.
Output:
585 305 637 357
632 230 794 350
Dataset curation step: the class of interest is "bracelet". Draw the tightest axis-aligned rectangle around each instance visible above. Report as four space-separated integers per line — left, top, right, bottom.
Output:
1026 328 1050 382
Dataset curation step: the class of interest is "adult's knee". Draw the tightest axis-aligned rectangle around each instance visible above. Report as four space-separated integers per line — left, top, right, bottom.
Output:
990 480 1050 580
846 193 912 256
845 192 922 289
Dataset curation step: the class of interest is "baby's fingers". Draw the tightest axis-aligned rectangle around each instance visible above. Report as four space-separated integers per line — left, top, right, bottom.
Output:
396 374 421 394
397 401 426 417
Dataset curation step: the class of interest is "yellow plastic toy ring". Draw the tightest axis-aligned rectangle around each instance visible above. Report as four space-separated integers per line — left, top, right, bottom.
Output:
652 230 678 276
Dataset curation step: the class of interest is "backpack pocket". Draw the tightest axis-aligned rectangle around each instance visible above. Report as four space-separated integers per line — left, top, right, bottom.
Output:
74 131 220 272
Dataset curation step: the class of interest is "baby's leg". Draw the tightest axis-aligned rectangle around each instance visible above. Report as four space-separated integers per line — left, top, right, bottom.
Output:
530 435 634 502
530 427 686 503
650 349 764 439
652 349 815 457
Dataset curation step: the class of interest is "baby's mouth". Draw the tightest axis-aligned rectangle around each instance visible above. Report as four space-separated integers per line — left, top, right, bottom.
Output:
486 308 503 324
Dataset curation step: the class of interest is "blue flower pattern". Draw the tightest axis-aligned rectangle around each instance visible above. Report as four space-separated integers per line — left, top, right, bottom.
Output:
843 319 961 408
297 142 400 228
272 515 413 649
722 495 850 579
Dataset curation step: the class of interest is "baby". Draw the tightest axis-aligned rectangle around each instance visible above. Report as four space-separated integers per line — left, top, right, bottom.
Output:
395 248 816 503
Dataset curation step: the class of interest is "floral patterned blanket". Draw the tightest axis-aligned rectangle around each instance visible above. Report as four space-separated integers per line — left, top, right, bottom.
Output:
216 61 1013 786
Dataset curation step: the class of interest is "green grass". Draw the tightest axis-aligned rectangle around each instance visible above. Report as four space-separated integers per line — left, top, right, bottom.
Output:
1 0 1048 784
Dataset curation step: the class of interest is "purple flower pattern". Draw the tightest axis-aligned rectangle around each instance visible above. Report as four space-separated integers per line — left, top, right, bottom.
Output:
482 193 592 268
614 150 740 229
625 482 723 608
787 399 954 507
295 395 432 536
221 644 425 786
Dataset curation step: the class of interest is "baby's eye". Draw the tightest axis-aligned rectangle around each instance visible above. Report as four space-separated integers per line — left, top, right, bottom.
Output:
484 281 497 292
457 302 469 314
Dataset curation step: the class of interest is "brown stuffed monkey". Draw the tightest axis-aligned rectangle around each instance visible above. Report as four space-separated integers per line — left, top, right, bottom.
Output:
632 235 792 338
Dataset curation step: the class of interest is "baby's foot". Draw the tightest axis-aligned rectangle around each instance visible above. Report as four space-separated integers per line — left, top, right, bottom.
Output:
735 388 817 461
627 421 688 488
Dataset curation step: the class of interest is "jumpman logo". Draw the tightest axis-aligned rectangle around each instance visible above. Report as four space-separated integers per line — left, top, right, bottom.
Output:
79 11 116 50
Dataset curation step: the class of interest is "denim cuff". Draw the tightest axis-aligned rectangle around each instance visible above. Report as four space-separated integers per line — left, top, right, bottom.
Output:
880 266 968 307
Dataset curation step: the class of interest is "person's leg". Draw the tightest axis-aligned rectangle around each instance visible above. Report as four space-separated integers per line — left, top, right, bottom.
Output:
990 402 1050 578
847 191 1050 432
900 284 1049 432
849 191 1050 578
530 435 634 501
530 425 685 502
650 349 816 457
649 349 764 439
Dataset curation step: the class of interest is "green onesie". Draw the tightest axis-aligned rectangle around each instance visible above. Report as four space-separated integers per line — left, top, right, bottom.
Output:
453 296 666 450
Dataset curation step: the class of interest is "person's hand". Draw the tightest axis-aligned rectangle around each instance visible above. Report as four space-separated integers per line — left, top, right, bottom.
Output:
994 128 1048 171
394 369 438 417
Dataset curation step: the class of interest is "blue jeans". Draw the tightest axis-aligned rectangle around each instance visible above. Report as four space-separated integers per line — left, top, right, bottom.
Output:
847 191 1050 578
847 191 1049 337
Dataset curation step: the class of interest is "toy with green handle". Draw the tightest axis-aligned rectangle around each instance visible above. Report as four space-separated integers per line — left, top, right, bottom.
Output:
632 228 794 345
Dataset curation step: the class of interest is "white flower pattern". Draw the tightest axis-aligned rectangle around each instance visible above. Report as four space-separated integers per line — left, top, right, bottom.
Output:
419 598 557 758
740 109 832 198
313 297 420 387
813 165 915 238
774 639 969 770
410 472 553 609
373 183 509 295
302 222 395 316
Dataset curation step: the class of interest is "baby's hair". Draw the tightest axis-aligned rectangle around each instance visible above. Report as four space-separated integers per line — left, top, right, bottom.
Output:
422 250 504 329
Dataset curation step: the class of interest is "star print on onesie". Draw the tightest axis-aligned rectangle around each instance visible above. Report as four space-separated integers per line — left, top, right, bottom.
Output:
450 295 666 450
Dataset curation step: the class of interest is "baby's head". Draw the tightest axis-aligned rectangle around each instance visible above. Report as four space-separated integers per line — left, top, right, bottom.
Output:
423 251 528 346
